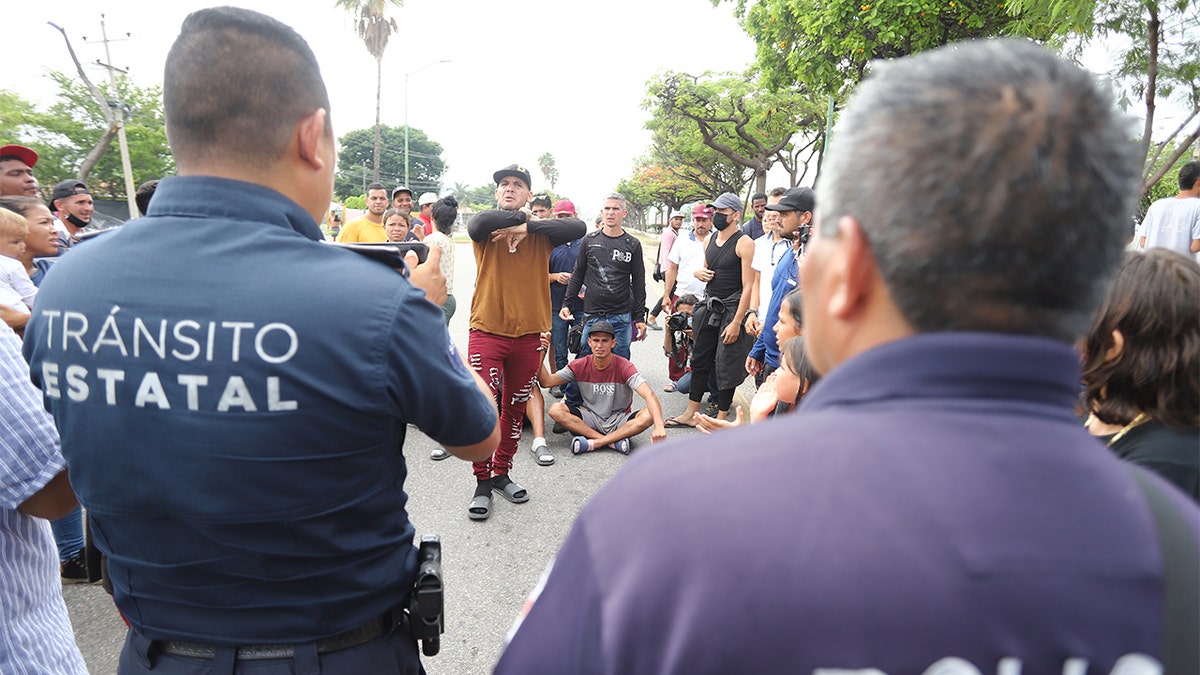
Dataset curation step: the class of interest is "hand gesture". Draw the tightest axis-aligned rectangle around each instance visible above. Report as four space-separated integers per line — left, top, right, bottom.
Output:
721 318 741 345
745 313 761 337
694 406 745 434
407 246 447 307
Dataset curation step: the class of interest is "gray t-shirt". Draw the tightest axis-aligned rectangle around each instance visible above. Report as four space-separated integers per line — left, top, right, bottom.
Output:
556 354 645 432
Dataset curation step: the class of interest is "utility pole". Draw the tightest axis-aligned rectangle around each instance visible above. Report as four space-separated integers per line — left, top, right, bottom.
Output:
92 15 138 218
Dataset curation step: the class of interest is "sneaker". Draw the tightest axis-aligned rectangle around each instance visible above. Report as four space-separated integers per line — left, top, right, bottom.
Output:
613 438 631 455
61 550 88 585
647 321 662 331
552 421 568 434
430 447 449 461
570 436 592 455
700 402 720 417
548 385 564 399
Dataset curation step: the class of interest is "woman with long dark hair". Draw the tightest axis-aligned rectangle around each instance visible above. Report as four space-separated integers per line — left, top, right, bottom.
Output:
1082 248 1199 500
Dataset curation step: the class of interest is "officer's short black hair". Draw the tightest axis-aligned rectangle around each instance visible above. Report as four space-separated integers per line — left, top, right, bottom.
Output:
164 7 331 171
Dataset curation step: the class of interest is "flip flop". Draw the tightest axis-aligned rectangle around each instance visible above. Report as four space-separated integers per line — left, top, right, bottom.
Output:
430 447 449 461
468 480 493 520
663 383 676 392
613 438 632 455
492 474 529 504
529 440 555 466
663 418 696 429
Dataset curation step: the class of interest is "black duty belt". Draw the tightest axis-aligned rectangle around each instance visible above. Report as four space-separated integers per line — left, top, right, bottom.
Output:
157 614 396 661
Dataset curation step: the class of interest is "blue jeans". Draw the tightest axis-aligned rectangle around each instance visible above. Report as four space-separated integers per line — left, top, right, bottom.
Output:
51 506 85 561
551 312 571 371
675 370 718 398
564 313 633 407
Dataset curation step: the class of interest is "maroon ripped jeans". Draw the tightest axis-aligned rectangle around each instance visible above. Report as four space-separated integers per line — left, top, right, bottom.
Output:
466 330 542 480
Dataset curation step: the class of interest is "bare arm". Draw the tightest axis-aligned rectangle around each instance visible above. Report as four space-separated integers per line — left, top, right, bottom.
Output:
0 304 29 333
745 270 762 336
17 469 78 520
661 261 679 312
722 235 758 344
1191 239 1200 253
634 381 667 443
405 246 447 307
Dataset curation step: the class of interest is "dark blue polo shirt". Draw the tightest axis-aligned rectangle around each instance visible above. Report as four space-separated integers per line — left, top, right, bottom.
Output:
24 176 496 644
497 333 1199 673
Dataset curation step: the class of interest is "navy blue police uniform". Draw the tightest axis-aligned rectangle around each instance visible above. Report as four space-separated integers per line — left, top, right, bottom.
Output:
24 176 496 673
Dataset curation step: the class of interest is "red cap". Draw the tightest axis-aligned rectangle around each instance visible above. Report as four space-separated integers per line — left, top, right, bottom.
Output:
553 199 576 216
0 144 37 167
691 203 714 218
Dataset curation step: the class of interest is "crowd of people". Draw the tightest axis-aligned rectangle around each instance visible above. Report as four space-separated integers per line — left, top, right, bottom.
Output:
1 6 1197 674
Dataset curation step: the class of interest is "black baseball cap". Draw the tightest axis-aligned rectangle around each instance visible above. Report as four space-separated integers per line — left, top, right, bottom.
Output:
492 164 531 188
50 179 89 205
588 321 616 338
765 187 815 213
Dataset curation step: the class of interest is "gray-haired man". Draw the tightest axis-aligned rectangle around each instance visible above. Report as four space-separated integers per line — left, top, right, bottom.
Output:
497 40 1197 673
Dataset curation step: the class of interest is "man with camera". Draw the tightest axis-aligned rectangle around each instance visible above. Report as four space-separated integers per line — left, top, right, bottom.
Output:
647 210 684 331
746 187 816 384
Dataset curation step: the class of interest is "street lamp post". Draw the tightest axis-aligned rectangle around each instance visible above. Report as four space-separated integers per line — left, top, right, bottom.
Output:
404 59 451 189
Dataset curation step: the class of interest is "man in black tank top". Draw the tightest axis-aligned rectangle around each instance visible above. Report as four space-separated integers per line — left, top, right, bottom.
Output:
666 192 758 428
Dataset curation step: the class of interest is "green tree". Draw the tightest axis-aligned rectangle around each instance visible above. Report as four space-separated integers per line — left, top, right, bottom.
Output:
619 161 711 216
334 124 445 199
1007 0 1199 198
0 90 38 141
645 70 821 193
335 0 404 184
724 0 1054 98
29 71 173 200
462 184 499 212
537 152 560 191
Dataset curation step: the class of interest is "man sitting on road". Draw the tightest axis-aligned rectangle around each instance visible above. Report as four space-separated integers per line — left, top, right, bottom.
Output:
536 321 667 455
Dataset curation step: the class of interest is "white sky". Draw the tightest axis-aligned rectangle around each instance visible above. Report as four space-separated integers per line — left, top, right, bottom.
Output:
7 0 761 217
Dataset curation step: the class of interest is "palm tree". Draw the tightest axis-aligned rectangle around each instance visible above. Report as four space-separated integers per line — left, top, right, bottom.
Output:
537 152 559 192
335 0 403 183
451 181 469 202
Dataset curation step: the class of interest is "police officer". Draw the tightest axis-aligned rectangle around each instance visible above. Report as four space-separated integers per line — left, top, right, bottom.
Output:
24 7 499 674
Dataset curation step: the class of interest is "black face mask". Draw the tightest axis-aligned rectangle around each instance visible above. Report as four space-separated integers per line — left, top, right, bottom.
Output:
66 213 89 229
712 212 732 231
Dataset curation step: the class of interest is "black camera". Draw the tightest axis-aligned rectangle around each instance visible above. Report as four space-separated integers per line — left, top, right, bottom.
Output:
409 534 444 656
666 312 690 332
797 224 812 247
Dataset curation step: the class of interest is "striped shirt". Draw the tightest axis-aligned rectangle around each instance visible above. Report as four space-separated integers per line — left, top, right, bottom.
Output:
0 323 87 674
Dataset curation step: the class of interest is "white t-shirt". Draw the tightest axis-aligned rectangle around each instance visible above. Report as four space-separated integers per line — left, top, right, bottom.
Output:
1137 196 1200 255
751 234 790 315
667 229 708 300
0 256 35 314
423 231 455 295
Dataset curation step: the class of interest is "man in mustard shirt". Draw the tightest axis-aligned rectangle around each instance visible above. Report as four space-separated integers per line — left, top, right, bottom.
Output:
336 182 389 242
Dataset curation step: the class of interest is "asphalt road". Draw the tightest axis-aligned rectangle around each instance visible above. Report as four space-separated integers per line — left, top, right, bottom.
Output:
64 239 746 674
